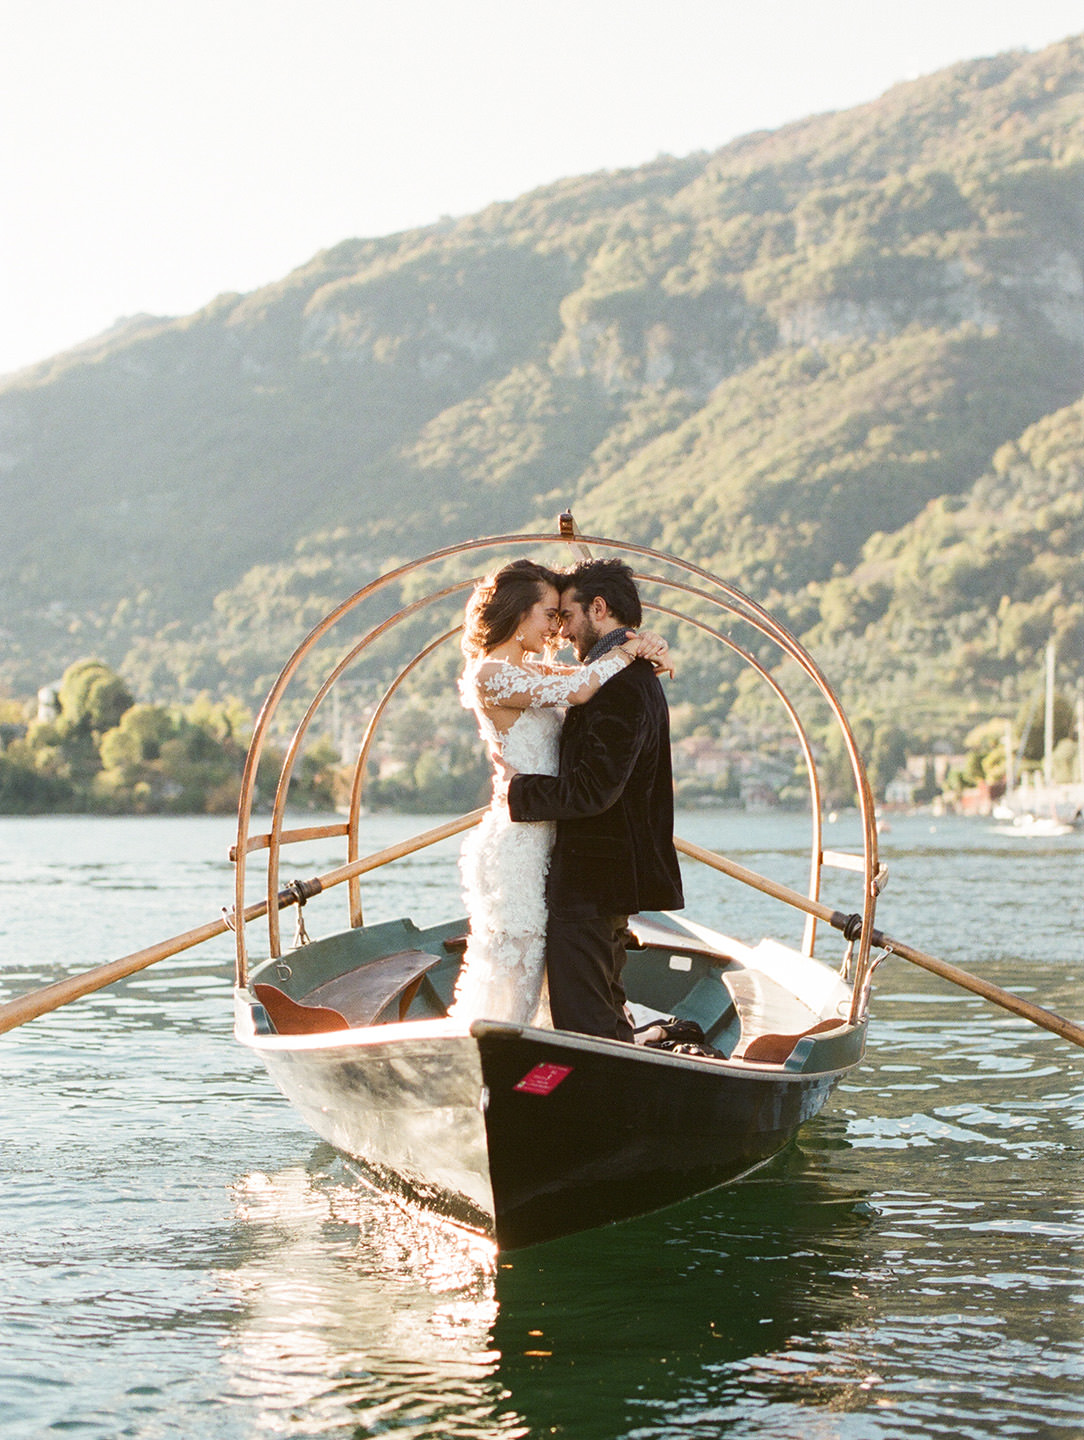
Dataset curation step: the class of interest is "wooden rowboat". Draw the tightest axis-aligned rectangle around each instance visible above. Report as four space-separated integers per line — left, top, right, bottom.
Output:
229 518 880 1249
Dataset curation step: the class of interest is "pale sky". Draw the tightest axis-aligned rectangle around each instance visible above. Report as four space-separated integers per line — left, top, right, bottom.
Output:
1 0 1081 378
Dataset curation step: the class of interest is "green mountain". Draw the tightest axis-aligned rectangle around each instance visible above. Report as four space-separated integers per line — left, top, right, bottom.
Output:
1 34 1081 751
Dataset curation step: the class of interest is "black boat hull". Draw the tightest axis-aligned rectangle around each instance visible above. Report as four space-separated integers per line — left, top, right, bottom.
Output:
241 1003 861 1249
476 1023 848 1247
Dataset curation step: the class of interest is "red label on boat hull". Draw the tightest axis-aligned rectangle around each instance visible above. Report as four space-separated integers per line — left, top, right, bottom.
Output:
514 1063 573 1095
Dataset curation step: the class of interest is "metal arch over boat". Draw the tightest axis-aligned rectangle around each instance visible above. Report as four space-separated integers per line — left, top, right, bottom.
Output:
230 519 881 1000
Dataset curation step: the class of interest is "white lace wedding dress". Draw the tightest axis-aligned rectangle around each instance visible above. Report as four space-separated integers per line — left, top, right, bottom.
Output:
448 652 627 1026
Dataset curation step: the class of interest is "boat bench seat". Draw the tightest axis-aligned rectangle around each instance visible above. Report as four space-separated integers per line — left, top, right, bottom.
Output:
254 949 444 1034
742 1018 846 1064
722 967 819 1058
305 949 444 1026
252 984 351 1035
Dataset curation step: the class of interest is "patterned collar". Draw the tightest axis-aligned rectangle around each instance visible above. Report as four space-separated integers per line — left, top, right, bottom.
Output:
584 627 630 664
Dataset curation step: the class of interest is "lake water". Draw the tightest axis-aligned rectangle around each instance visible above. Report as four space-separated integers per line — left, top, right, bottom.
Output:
1 810 1081 1439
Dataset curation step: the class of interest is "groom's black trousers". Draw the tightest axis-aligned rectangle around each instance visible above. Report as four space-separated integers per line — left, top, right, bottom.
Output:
545 904 634 1043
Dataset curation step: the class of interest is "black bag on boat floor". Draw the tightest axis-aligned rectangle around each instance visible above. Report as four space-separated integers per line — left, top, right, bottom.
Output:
638 1017 724 1056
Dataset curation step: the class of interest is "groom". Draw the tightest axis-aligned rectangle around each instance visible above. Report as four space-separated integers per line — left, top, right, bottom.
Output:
501 559 683 1042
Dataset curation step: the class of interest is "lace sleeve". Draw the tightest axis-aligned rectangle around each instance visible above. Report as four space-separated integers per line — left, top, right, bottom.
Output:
469 653 628 710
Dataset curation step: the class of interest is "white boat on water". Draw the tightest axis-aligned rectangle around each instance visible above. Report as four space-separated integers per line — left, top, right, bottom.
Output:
992 813 1075 838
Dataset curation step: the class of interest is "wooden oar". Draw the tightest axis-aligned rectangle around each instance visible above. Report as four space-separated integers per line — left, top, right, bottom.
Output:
0 913 234 1036
0 810 485 1036
674 835 1084 1051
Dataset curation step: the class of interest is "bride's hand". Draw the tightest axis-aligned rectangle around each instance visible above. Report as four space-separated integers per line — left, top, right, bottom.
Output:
621 630 675 678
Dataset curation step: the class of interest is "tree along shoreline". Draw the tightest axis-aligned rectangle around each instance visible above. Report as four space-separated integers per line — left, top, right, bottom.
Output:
3 657 1078 818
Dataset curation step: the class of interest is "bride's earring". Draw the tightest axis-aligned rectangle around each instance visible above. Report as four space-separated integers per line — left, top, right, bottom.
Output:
516 632 525 643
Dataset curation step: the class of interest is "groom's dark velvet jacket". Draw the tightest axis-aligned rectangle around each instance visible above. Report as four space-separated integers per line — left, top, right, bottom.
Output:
507 658 684 917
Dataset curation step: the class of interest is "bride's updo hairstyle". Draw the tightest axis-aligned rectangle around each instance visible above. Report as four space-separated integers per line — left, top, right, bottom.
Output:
462 559 562 658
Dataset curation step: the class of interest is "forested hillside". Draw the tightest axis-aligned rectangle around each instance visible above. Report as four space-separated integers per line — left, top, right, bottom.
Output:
1 35 1081 759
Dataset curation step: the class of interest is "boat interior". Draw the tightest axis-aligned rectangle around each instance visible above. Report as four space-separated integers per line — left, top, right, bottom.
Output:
243 901 861 1074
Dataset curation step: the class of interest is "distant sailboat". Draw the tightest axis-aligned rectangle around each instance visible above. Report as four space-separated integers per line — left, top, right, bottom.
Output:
992 642 1076 837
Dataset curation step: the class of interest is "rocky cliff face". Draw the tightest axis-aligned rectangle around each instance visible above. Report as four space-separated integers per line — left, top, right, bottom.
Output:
1 35 1081 710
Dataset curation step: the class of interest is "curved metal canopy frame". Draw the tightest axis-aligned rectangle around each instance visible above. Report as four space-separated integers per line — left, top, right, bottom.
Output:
232 524 880 1010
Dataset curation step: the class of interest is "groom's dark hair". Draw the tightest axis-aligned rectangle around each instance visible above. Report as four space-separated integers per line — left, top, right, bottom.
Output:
564 559 642 628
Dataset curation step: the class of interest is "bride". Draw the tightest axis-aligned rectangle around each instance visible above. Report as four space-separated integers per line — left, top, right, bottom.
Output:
449 559 669 1026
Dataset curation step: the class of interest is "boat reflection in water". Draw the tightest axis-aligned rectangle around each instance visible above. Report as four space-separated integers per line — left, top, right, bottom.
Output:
216 1133 878 1436
218 1147 501 1435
